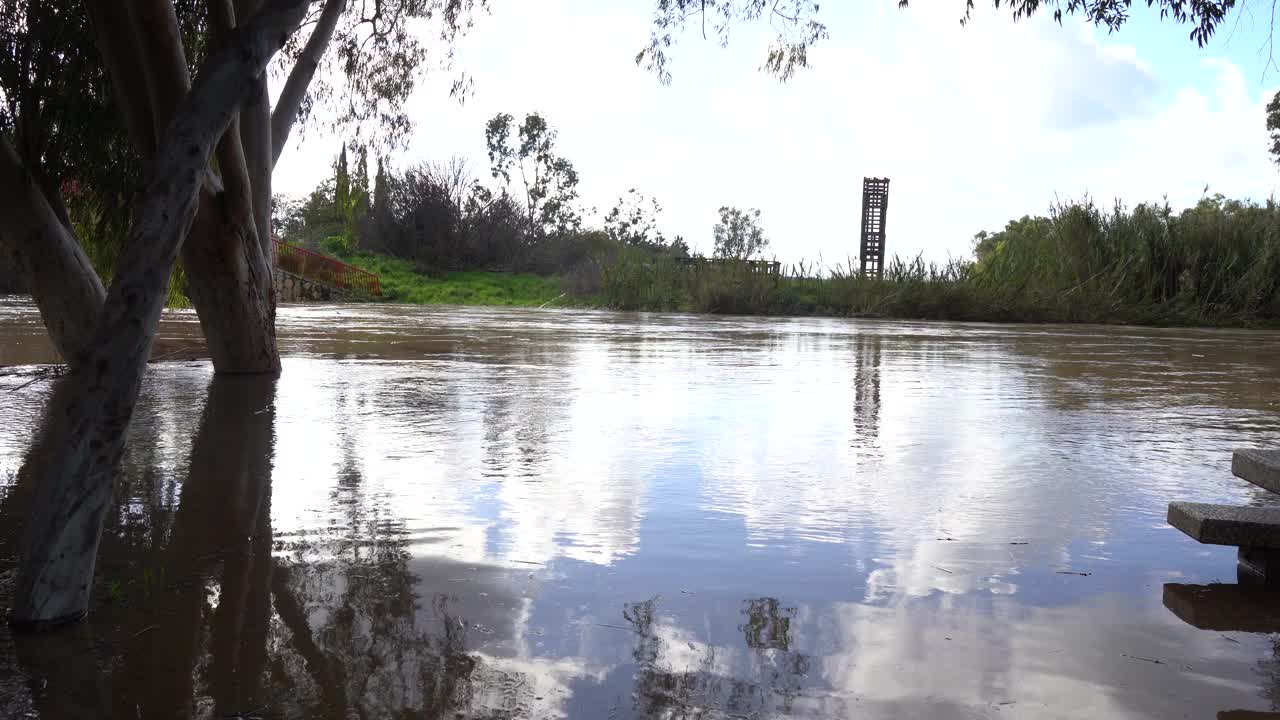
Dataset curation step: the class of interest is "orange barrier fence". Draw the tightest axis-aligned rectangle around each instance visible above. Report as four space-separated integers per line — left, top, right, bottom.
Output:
272 238 381 297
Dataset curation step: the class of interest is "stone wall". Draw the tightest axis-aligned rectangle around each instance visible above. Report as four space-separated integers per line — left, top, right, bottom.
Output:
273 268 338 303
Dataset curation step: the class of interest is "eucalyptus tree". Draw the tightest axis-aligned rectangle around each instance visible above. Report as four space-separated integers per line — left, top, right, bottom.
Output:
1 0 481 373
0 0 1244 628
1 0 484 627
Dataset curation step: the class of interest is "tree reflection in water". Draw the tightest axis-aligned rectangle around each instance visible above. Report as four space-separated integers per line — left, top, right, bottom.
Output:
622 595 812 719
1 375 531 719
269 379 482 718
2 374 277 718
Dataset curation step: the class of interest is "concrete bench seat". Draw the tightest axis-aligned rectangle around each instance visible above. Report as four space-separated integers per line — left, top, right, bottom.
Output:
1167 501 1280 548
1233 449 1280 495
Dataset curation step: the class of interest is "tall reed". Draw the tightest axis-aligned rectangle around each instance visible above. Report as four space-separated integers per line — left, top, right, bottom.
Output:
598 196 1280 326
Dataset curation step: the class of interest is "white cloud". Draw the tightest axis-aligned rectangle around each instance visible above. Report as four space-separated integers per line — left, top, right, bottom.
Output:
273 1 1280 265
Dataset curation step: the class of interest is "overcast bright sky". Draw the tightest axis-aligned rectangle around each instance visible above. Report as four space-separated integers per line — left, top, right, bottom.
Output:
272 0 1280 266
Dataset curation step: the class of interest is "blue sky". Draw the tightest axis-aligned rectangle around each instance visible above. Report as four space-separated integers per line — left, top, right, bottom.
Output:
273 0 1280 265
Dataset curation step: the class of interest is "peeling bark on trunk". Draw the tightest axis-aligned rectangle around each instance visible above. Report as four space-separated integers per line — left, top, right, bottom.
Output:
0 137 106 367
180 101 280 374
9 0 310 628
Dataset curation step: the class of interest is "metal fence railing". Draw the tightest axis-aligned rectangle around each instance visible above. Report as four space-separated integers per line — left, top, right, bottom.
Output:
272 238 381 297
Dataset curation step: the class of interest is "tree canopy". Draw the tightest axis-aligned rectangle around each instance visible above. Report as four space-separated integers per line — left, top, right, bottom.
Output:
713 206 770 260
639 0 1239 83
1268 91 1280 167
275 0 488 153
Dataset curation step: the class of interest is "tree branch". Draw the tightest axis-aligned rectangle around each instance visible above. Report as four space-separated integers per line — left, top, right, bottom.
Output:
208 0 260 252
0 136 106 367
132 0 194 133
271 561 350 714
236 0 274 258
87 0 160 154
272 0 347 168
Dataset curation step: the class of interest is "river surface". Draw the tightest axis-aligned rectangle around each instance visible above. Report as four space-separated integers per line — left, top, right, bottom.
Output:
3 296 1280 719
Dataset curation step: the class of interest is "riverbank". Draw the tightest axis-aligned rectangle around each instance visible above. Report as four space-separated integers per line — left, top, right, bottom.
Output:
317 191 1280 328
334 251 572 307
599 196 1280 328
597 258 1275 327
322 255 1280 328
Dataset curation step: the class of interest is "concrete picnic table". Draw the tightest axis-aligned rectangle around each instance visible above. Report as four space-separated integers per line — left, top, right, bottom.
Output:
1168 449 1280 583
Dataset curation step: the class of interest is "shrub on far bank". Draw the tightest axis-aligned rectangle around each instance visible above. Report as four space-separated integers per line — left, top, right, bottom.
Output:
598 196 1280 327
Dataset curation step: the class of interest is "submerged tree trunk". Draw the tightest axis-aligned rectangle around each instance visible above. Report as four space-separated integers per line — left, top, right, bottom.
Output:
182 190 282 374
173 0 285 375
9 0 309 627
191 60 282 375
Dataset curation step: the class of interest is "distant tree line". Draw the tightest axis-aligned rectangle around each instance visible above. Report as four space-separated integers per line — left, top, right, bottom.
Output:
274 112 786 291
277 113 684 285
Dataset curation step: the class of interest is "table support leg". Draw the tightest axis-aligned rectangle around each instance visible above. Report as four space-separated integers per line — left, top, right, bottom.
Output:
1238 547 1280 584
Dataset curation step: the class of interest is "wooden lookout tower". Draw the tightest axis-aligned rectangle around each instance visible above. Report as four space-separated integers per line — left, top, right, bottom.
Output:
860 177 890 278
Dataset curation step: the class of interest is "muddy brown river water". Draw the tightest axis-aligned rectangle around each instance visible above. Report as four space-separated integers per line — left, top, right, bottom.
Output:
3 296 1280 718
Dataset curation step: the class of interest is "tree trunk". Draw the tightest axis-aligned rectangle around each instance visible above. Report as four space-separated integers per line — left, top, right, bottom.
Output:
15 0 345 378
176 0 282 375
0 136 105 367
181 195 282 374
9 0 310 628
88 2 161 153
240 71 274 260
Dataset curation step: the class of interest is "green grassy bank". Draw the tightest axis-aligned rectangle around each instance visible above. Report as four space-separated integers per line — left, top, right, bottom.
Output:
320 196 1280 328
335 251 569 307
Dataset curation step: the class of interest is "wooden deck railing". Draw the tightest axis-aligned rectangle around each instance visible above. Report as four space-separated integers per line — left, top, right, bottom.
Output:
272 238 381 297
